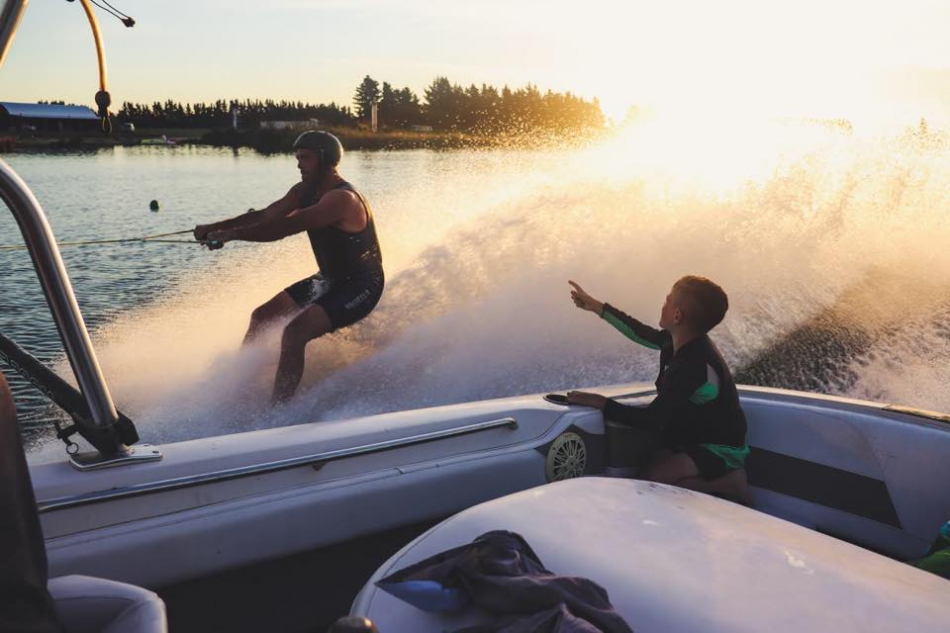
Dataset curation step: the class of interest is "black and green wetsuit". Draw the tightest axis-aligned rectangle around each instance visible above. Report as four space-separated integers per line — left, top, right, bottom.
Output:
912 519 950 579
600 303 749 479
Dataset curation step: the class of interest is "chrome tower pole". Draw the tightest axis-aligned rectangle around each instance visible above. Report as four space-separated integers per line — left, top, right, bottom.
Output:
0 0 28 68
0 159 120 430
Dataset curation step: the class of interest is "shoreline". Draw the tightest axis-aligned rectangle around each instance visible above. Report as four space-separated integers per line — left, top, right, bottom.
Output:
3 125 606 153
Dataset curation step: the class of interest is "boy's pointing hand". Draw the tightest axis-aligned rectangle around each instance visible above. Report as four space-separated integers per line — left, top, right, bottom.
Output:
569 280 603 314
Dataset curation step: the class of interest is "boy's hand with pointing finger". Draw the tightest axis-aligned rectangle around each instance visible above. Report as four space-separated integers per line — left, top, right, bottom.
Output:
569 280 604 314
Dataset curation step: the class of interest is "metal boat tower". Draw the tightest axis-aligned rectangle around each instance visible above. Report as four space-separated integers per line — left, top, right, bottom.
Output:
0 0 158 469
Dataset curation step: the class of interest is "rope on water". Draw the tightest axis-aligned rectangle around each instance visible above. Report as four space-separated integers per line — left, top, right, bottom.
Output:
0 229 210 251
137 229 194 239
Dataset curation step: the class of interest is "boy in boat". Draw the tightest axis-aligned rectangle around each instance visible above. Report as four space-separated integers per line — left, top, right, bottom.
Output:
194 131 384 403
566 276 751 503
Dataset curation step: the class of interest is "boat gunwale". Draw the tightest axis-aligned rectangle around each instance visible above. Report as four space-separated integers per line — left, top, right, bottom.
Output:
34 385 950 514
36 416 518 513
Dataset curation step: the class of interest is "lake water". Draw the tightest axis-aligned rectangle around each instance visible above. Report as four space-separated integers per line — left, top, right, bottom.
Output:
3 121 950 460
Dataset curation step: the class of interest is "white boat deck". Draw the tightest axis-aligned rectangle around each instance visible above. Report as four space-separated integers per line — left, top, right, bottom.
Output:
355 477 950 632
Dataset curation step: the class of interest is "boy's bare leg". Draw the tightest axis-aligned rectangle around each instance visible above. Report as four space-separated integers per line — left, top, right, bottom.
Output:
645 451 700 484
678 469 754 506
641 448 671 477
644 452 753 506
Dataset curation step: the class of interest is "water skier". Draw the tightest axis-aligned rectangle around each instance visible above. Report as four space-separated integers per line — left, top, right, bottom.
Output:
195 131 384 403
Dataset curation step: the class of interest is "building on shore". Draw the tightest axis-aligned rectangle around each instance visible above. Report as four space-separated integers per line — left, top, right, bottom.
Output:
0 102 99 134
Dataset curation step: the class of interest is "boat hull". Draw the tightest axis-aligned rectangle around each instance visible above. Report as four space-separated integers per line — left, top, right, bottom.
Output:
31 384 950 596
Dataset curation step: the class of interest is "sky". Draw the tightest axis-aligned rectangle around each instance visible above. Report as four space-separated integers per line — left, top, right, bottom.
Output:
3 0 950 128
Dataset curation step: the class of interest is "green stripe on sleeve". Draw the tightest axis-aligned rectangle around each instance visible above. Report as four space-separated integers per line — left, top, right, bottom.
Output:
602 310 661 350
690 382 719 404
689 364 721 404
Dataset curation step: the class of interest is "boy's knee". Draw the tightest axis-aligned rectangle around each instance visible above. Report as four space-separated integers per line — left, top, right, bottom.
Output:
645 462 677 484
646 452 700 485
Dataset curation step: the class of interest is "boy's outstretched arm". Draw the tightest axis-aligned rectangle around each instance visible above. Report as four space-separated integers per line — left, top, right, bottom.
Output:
601 303 668 350
568 280 668 350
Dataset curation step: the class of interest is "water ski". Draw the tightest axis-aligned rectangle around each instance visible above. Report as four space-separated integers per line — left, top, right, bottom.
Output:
543 393 569 405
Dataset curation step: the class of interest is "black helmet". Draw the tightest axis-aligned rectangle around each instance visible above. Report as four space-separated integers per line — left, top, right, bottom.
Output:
293 130 343 169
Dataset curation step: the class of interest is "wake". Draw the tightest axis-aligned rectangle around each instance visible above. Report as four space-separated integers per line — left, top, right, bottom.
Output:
25 118 950 458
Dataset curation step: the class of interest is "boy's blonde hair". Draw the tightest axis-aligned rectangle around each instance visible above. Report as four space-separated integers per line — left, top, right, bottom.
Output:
674 275 729 333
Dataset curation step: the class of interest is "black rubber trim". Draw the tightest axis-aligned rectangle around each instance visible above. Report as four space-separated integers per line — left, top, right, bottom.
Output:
747 447 902 528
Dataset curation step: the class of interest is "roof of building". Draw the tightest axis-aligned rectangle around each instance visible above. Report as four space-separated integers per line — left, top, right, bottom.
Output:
0 102 98 121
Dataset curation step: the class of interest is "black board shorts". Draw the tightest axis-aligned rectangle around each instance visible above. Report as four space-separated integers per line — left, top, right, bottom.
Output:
285 272 384 331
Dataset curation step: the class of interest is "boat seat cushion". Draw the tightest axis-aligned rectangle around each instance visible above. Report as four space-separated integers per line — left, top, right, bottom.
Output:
48 575 167 633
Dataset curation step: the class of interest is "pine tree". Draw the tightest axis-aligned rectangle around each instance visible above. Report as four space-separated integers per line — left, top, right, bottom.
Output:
353 75 381 121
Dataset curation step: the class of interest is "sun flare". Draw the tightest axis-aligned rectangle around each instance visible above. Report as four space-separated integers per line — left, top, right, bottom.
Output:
533 0 950 129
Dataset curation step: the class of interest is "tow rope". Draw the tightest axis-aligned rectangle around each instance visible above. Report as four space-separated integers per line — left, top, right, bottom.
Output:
0 229 222 251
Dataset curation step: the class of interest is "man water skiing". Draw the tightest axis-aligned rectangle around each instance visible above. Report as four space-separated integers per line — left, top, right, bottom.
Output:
194 131 384 403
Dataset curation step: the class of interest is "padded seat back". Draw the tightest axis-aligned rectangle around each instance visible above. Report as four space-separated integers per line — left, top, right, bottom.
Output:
49 575 167 633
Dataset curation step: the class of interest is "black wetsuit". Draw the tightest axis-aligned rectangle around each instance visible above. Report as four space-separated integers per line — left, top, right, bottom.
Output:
285 181 384 330
600 303 749 479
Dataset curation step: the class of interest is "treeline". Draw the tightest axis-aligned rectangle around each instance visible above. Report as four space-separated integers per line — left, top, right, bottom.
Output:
115 99 356 129
110 75 604 135
354 76 605 133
